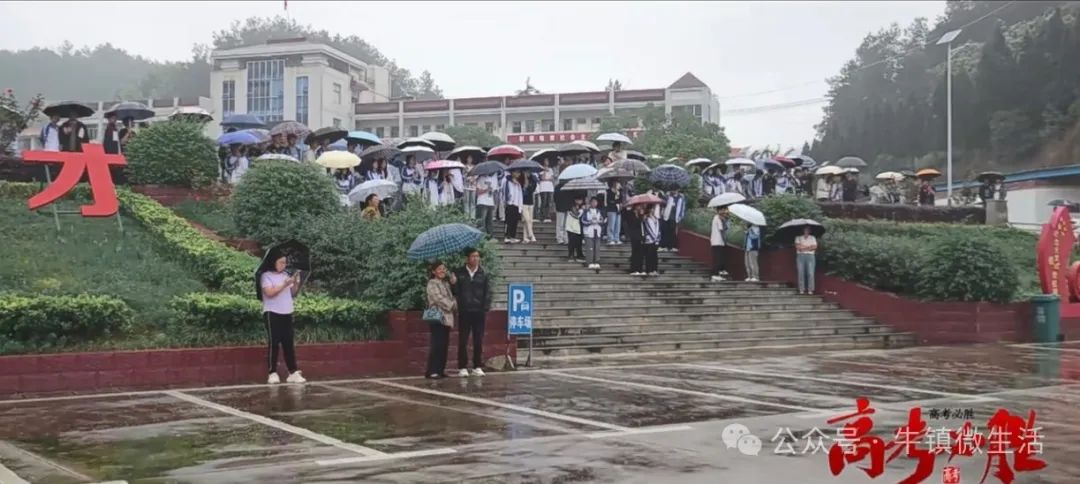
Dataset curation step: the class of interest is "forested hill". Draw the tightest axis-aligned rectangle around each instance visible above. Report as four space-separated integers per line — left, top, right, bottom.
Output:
810 1 1080 177
0 16 440 103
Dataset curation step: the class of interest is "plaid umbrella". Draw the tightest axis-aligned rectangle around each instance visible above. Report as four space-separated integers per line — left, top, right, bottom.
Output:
469 160 505 177
270 120 310 137
407 223 486 262
649 164 691 189
360 144 401 161
563 176 607 192
105 101 154 121
255 240 310 300
614 159 650 173
508 159 543 172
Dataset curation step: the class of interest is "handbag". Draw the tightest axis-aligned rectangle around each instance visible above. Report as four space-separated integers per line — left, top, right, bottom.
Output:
422 307 444 324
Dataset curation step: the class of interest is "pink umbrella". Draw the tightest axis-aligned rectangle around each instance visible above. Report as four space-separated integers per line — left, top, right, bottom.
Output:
487 144 525 160
424 159 466 171
626 194 664 206
773 155 797 168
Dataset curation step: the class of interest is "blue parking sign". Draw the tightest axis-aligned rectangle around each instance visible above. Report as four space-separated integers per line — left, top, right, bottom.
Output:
507 283 533 336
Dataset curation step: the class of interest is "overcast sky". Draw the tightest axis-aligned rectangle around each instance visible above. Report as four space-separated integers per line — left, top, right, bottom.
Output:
0 1 944 150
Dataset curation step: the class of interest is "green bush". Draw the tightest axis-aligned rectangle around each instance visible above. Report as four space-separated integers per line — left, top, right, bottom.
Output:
298 198 500 310
818 231 923 294
754 195 824 247
0 293 134 351
232 160 341 246
117 189 257 293
168 292 384 338
124 121 218 188
914 235 1018 303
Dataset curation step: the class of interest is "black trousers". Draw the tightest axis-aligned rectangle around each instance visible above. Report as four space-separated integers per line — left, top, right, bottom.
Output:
630 240 644 273
661 219 678 250
712 245 727 275
458 311 486 370
505 205 521 239
568 232 584 259
645 244 659 273
426 323 450 376
265 312 298 374
538 192 553 220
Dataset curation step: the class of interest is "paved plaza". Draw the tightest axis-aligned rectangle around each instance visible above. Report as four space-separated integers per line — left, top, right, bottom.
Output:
1 342 1079 483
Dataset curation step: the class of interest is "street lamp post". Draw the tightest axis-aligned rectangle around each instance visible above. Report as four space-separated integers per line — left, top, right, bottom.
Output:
937 29 962 205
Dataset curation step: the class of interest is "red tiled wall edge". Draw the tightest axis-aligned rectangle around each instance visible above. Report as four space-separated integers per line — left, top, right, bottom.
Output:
0 310 514 398
678 228 1034 345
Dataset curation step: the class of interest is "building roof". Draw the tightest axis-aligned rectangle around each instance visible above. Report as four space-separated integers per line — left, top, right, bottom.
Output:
211 41 370 69
935 163 1080 191
668 72 708 90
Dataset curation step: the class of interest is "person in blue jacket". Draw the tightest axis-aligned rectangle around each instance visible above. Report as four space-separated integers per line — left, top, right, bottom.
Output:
744 222 762 282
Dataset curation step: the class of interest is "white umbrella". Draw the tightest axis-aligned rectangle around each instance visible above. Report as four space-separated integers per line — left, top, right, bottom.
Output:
348 179 399 205
316 151 361 169
875 171 903 181
724 158 757 167
815 165 845 176
727 203 766 227
570 140 601 152
397 137 436 149
255 153 299 163
596 132 633 145
558 163 598 181
845 167 861 174
402 145 436 163
530 148 557 161
708 193 747 208
686 158 712 168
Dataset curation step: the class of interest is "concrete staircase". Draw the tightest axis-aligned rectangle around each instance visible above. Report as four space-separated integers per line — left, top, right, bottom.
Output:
490 219 915 357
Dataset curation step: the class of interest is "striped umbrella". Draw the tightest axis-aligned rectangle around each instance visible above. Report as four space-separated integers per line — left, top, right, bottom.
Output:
649 164 691 189
614 159 650 173
407 223 486 262
562 176 608 192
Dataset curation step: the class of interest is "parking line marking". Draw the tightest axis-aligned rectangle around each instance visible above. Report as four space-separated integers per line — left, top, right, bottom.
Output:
370 380 630 432
0 440 92 482
546 371 825 413
816 358 1024 378
0 462 29 484
317 384 582 435
1010 343 1080 354
164 390 387 457
677 363 989 401
315 448 458 466
538 341 855 361
586 425 694 439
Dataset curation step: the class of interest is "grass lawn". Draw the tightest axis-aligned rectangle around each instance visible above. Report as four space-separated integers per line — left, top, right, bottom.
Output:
171 199 239 239
0 199 206 329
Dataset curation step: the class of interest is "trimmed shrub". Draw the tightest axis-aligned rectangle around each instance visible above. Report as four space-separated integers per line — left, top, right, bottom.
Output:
232 160 341 246
818 202 985 224
753 195 824 247
124 121 218 187
0 293 134 351
818 231 923 294
117 188 257 293
914 235 1018 303
168 292 384 338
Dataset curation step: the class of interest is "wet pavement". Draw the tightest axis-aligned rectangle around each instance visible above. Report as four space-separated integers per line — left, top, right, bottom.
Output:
1 343 1079 483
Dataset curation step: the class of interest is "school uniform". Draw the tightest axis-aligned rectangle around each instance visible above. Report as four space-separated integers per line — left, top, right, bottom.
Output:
581 206 605 267
744 225 761 281
625 209 645 275
660 193 685 251
504 179 524 241
644 212 661 275
566 205 584 260
711 214 728 278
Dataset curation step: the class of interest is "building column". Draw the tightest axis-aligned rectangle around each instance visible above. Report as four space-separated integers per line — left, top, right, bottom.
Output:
500 99 507 139
553 94 560 133
608 88 615 115
398 101 405 138
448 100 455 127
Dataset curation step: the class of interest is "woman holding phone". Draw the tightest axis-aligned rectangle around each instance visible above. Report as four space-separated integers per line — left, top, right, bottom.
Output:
261 256 306 384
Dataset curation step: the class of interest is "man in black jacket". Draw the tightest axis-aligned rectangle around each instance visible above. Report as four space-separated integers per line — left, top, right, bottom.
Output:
451 248 492 377
554 179 574 245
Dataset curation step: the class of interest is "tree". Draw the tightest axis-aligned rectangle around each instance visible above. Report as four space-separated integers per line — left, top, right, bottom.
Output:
0 89 44 155
800 141 811 155
415 70 443 100
515 77 541 96
443 125 502 148
606 79 624 91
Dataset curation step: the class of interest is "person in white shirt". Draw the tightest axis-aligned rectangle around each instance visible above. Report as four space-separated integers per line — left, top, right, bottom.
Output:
475 173 497 236
581 196 606 269
660 190 685 252
710 206 730 282
426 171 442 207
439 169 456 206
565 195 585 261
815 175 830 201
226 145 250 185
39 114 61 152
726 172 745 196
537 159 555 223
503 171 525 243
643 204 661 276
795 226 818 295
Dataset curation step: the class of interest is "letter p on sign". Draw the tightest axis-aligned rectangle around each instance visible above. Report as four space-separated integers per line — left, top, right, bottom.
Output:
511 288 525 311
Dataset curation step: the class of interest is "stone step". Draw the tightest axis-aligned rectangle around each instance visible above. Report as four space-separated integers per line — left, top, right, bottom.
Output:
517 282 792 292
497 274 737 284
498 257 703 269
501 266 713 277
495 242 687 253
493 289 808 303
523 324 896 348
532 303 842 318
494 294 825 308
535 308 856 327
521 332 917 357
531 317 878 337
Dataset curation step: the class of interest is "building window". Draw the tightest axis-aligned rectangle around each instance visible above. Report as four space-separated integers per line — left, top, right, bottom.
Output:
333 118 342 128
295 76 309 125
375 126 385 138
592 117 602 126
673 104 703 120
409 125 419 137
576 118 586 126
525 120 535 132
485 122 495 133
436 123 445 131
421 124 431 134
512 121 522 134
542 119 554 132
246 59 285 122
391 126 400 137
333 83 342 105
222 80 236 117
563 119 573 131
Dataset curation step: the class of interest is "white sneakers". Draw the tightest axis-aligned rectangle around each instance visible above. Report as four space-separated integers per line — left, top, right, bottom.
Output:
268 371 306 384
588 263 601 269
648 272 660 276
745 277 759 282
711 275 727 282
459 368 485 377
458 368 470 377
471 368 486 377
630 272 644 276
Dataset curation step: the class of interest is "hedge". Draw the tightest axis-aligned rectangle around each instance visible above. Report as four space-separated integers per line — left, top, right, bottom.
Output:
231 160 341 245
123 121 218 187
0 293 134 352
817 201 985 224
168 292 384 337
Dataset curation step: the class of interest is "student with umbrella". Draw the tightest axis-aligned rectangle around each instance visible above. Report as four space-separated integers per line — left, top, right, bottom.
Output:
39 113 62 152
256 242 308 384
778 219 824 295
60 115 89 152
102 112 122 154
538 159 556 223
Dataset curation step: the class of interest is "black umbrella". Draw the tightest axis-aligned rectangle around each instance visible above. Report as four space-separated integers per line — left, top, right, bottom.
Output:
221 113 266 130
469 160 505 177
255 240 311 300
557 143 592 157
508 159 543 172
777 218 826 241
306 127 348 145
835 156 867 168
626 150 646 162
977 171 1006 183
43 101 94 119
1048 199 1080 212
105 101 154 121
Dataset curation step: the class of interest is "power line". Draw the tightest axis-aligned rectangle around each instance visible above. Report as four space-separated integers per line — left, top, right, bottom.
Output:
721 97 828 116
716 1 1017 101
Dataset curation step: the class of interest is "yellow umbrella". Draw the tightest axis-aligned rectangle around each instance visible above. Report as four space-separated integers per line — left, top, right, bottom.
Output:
316 151 361 169
916 168 941 178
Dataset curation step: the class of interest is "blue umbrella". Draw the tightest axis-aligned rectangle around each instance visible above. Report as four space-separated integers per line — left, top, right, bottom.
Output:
407 223 485 262
347 130 382 146
217 131 261 146
240 128 271 144
221 113 266 130
557 163 598 181
649 164 691 189
327 139 349 151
